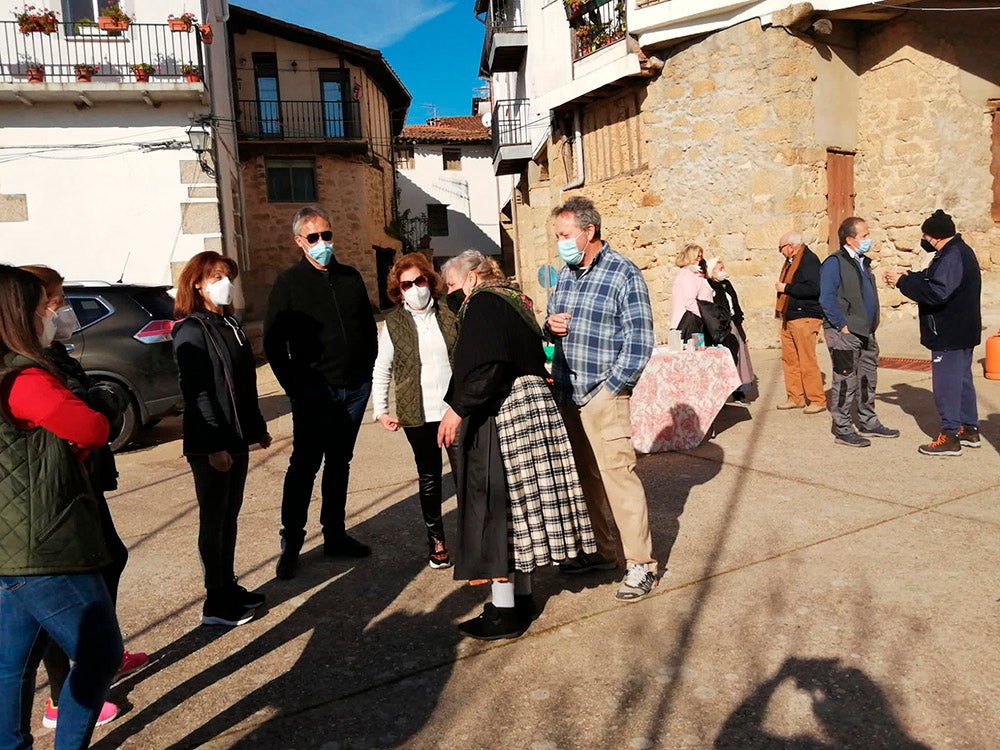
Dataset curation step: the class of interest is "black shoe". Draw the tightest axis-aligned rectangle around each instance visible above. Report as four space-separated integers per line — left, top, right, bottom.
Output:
957 425 981 448
275 549 299 580
834 432 871 448
458 603 529 640
230 583 265 609
202 597 254 627
514 593 536 622
918 431 962 456
558 551 617 575
324 534 371 558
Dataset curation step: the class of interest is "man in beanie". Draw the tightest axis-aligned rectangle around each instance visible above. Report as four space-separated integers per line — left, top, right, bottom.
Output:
884 210 981 456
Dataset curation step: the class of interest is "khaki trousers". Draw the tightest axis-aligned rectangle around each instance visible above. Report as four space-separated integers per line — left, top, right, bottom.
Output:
780 317 826 406
560 387 655 569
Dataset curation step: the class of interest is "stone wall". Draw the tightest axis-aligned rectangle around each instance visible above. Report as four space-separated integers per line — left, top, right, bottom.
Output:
239 153 401 318
511 16 1000 346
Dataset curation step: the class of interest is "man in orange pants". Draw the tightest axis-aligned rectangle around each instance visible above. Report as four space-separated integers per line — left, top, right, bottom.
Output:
775 231 827 413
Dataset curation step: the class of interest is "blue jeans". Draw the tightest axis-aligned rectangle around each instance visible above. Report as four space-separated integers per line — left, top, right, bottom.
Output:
0 573 122 750
931 348 978 433
280 381 372 547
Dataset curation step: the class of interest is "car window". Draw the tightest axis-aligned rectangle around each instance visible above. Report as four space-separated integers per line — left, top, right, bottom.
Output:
131 288 177 319
68 296 113 328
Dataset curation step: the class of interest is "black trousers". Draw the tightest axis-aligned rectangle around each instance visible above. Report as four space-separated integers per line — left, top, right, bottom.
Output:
403 422 460 547
189 452 250 592
42 491 128 704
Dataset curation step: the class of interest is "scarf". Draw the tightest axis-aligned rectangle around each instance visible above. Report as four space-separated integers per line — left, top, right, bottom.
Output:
461 280 543 337
775 249 805 319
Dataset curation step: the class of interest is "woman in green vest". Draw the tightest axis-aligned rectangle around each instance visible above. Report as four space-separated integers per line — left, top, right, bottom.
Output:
372 253 459 569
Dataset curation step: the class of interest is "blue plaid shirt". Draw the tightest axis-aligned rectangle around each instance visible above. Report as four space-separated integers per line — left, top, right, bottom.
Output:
546 243 654 406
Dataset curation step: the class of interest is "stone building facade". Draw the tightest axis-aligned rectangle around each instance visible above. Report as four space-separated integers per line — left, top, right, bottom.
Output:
504 11 999 344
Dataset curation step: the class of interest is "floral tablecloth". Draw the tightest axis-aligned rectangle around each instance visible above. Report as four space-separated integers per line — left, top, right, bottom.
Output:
631 346 742 453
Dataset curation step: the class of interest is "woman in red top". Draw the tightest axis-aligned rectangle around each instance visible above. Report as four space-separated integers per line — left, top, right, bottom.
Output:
0 265 123 750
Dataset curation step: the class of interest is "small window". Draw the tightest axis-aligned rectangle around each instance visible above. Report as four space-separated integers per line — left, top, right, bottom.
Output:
427 204 449 236
442 147 462 171
67 295 112 329
396 143 415 170
266 158 316 203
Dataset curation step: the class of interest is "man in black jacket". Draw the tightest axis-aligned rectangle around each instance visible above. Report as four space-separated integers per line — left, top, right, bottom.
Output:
774 232 826 413
885 209 981 456
264 205 378 579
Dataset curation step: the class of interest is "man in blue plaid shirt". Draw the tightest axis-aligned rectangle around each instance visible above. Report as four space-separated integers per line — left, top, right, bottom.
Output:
545 196 657 601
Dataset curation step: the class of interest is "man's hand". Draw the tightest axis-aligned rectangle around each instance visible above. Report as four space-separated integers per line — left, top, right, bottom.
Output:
437 408 462 448
209 450 233 472
546 312 572 337
883 270 904 288
259 433 272 449
840 326 850 335
774 281 787 293
377 414 400 432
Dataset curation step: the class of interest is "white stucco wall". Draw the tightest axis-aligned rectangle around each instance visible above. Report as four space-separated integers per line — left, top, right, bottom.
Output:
397 143 501 258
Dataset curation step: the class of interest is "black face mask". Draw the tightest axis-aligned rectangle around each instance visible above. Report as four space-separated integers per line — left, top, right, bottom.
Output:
920 239 937 254
446 288 466 314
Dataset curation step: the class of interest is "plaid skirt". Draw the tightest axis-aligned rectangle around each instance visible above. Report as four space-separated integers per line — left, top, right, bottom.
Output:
495 375 597 573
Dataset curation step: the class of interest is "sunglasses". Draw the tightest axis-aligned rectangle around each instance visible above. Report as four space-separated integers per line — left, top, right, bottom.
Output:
399 275 428 291
301 230 333 244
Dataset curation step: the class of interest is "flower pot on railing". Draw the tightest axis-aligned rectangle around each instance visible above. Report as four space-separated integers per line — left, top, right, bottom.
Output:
198 23 213 44
168 18 193 32
26 65 45 83
18 16 58 34
563 0 596 21
74 65 99 82
132 64 155 82
99 16 130 34
184 73 201 82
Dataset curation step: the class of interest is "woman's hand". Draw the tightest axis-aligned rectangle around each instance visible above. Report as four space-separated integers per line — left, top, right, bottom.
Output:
377 414 400 432
437 408 462 448
259 433 272 449
209 450 233 472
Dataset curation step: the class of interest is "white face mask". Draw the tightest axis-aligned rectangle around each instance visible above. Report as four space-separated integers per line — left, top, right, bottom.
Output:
38 312 57 348
205 276 233 307
51 304 80 341
716 270 729 281
402 283 432 310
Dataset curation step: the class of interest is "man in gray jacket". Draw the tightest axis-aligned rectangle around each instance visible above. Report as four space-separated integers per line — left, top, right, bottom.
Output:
819 217 899 447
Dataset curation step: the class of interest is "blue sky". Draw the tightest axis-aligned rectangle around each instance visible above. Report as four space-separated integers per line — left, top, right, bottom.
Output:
233 1 487 123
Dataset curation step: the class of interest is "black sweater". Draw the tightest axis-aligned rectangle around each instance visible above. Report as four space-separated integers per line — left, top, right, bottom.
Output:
174 311 267 455
782 246 824 320
264 257 377 394
445 292 547 419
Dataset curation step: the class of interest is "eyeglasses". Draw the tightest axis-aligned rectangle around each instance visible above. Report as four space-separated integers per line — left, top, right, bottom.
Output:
300 230 333 244
778 243 792 252
399 275 428 291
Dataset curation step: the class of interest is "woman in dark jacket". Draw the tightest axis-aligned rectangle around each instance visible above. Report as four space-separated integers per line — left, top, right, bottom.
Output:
705 257 756 397
22 265 148 731
0 264 123 750
437 254 596 641
173 251 271 628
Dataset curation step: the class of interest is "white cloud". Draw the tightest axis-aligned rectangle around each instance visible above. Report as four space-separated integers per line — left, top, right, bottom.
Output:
237 0 455 49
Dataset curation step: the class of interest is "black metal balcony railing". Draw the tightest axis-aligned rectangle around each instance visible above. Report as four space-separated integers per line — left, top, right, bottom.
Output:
489 0 526 33
492 98 530 155
569 0 626 61
0 21 204 83
237 99 362 141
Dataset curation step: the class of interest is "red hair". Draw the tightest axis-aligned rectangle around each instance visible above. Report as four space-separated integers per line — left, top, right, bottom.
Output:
173 252 239 317
386 252 442 305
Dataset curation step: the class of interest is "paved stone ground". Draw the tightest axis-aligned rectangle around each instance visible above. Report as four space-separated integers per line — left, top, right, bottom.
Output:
27 314 1000 749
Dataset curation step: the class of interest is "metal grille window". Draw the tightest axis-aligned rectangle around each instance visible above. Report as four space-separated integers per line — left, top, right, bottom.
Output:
442 147 462 171
266 158 316 203
427 204 449 236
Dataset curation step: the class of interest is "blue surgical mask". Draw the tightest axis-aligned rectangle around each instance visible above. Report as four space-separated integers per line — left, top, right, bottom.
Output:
857 238 873 255
307 240 334 267
557 232 584 266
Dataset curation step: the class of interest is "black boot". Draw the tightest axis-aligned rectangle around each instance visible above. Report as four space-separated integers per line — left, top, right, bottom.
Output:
514 593 536 622
458 603 529 640
276 532 302 580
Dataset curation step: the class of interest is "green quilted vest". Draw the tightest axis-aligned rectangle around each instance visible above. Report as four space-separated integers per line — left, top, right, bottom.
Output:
384 300 458 427
0 354 110 575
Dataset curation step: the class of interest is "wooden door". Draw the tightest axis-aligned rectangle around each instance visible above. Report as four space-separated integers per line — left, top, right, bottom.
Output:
827 150 855 252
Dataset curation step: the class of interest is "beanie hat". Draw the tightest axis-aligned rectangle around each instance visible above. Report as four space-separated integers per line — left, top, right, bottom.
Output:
704 257 722 278
921 209 956 239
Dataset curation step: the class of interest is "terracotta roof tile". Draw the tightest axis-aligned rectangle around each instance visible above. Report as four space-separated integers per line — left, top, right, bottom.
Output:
400 115 490 144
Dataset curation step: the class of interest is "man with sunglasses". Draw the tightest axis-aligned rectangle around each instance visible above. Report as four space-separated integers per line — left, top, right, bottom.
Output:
264 205 378 579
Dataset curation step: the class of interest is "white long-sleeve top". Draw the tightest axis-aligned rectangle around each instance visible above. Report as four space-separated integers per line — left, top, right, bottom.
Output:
372 300 452 424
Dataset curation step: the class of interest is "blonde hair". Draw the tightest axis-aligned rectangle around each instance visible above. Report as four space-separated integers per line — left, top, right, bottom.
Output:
442 250 503 284
675 243 704 268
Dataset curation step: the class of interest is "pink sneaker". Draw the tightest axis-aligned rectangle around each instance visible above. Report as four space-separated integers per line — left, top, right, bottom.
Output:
41 699 119 729
116 650 149 680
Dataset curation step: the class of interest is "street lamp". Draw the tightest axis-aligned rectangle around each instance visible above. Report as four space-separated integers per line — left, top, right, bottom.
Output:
186 124 216 178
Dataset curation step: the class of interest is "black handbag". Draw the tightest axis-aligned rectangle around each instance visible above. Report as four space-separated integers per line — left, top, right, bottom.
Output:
696 299 731 346
676 310 703 342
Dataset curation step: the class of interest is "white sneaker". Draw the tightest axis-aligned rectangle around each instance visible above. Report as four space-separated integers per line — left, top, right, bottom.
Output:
616 564 656 601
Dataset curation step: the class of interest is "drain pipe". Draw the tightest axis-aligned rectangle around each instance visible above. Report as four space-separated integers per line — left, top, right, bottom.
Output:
560 107 584 193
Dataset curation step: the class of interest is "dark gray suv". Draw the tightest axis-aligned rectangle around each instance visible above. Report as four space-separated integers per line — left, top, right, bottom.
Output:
65 283 183 451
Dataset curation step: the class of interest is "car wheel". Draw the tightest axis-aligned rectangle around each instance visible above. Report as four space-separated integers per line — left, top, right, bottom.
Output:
98 380 140 452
